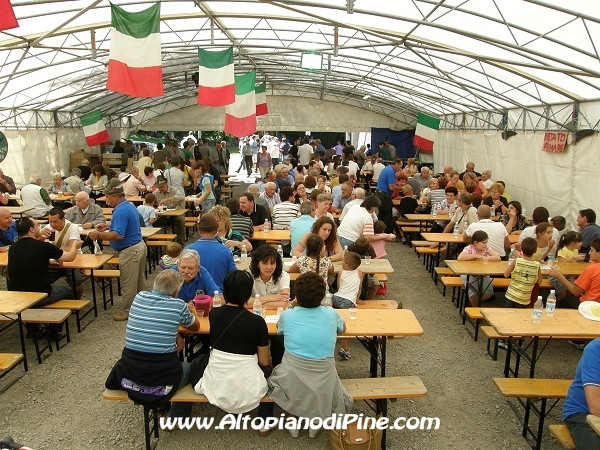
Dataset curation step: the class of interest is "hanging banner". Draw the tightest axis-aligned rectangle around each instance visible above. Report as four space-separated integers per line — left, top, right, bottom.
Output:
542 131 567 153
0 131 7 163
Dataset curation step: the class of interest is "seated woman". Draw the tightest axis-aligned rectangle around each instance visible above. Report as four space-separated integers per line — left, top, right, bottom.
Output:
195 270 273 433
207 205 252 257
289 234 334 284
482 182 508 216
141 166 156 189
499 200 530 235
463 172 488 199
268 272 353 438
293 181 309 204
47 172 70 195
171 249 219 300
293 216 344 262
249 245 291 309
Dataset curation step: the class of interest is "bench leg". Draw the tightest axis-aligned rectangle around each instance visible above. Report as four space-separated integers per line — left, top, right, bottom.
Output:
75 311 81 334
142 406 159 450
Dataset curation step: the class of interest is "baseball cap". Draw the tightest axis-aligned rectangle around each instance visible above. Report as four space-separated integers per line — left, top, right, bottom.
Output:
156 176 168 188
104 178 124 195
197 214 218 231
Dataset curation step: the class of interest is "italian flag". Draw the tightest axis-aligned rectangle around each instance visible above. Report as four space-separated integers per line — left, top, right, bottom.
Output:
81 110 110 147
255 82 268 116
0 0 18 31
198 47 235 106
224 71 256 138
413 112 440 151
106 3 163 98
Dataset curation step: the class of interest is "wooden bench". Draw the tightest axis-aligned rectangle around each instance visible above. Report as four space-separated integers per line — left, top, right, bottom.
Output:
375 273 388 283
433 266 453 285
415 247 440 275
440 276 463 305
85 269 120 310
22 309 71 363
549 424 576 450
491 278 553 290
41 299 93 333
146 240 172 273
184 216 199 240
0 353 25 391
147 233 177 241
464 307 485 341
493 378 572 450
103 376 427 450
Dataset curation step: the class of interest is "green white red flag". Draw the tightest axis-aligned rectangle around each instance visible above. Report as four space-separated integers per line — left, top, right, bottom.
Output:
413 112 440 152
0 0 18 31
224 71 256 138
81 110 110 147
198 47 235 106
106 3 163 98
255 82 268 116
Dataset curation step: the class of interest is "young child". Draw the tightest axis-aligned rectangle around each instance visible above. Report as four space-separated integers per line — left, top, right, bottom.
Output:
159 242 182 270
534 222 555 261
289 234 334 284
504 237 542 308
332 251 363 360
371 220 395 258
457 230 501 307
550 231 584 300
349 237 379 299
137 193 157 227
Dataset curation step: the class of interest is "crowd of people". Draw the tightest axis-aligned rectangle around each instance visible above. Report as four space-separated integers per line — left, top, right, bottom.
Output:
2 134 600 444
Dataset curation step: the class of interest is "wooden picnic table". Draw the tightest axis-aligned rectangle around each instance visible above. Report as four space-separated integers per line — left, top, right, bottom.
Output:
250 230 290 241
183 308 422 378
481 308 600 378
0 253 113 318
0 291 48 371
5 206 32 218
79 227 160 239
446 260 589 277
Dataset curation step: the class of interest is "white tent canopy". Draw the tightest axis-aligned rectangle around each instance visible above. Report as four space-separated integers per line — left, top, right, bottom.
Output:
1 0 600 130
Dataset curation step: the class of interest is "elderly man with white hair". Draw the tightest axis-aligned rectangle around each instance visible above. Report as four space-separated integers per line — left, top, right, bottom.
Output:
21 173 52 218
339 187 370 222
248 184 270 211
260 181 281 212
171 249 219 301
65 191 105 230
480 169 494 190
413 166 432 191
64 168 91 195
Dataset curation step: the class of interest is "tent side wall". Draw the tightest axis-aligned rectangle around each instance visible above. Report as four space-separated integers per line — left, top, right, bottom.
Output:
433 130 599 227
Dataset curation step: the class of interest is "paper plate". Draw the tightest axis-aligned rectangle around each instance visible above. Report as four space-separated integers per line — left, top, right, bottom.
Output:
578 301 600 322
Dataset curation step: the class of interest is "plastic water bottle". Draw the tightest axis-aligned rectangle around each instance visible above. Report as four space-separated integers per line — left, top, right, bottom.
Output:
277 245 284 261
490 206 495 217
212 290 222 309
322 292 332 307
532 296 543 323
344 245 348 255
508 248 515 265
241 244 248 260
453 222 459 237
253 294 262 316
432 208 437 217
546 290 556 317
263 219 270 234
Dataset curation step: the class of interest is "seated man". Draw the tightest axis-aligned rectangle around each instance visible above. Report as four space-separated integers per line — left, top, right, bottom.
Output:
562 338 600 449
64 168 91 195
239 192 270 232
65 191 106 252
171 249 219 300
105 270 201 418
153 176 186 245
39 208 85 299
185 214 236 291
21 174 52 218
0 207 18 251
8 216 82 306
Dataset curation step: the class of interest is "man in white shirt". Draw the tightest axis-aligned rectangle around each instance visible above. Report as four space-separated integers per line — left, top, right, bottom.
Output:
123 167 149 197
260 182 281 212
136 147 154 172
39 207 85 298
463 205 510 257
372 159 385 181
339 188 366 222
297 137 313 167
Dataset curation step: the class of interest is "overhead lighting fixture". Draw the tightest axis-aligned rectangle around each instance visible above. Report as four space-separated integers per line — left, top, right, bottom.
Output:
347 0 354 14
301 52 323 70
363 95 371 100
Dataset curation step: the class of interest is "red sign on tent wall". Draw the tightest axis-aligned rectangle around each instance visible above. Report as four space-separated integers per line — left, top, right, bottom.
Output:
542 131 567 153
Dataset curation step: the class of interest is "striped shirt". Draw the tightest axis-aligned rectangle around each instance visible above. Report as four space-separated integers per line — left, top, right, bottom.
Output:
428 189 447 208
126 290 195 353
272 201 299 230
230 213 255 239
506 258 540 305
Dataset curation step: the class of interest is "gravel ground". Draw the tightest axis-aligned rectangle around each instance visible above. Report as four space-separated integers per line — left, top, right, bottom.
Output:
0 233 583 449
